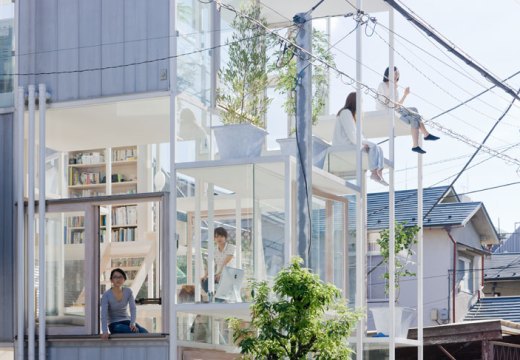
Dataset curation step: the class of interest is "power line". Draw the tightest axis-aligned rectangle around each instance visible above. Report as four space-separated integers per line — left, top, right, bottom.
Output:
384 0 520 102
423 87 520 219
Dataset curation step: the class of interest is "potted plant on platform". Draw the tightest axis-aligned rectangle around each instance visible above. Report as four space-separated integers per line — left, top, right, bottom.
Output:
369 221 419 338
273 28 335 168
213 0 273 159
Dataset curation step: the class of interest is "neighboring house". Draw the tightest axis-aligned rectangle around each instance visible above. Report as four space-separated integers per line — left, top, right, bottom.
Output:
483 253 520 296
366 186 499 328
492 226 520 253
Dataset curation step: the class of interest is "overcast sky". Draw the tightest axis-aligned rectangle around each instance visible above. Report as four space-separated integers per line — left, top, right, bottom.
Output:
324 0 520 233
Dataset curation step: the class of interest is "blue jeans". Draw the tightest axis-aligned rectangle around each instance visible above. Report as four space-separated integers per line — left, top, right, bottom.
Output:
398 106 421 129
109 320 148 334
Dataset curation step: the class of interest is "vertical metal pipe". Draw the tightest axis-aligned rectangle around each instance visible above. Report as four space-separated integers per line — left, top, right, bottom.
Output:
38 84 46 360
417 132 424 359
355 1 365 357
27 84 35 360
388 9 396 360
294 13 312 266
235 197 242 268
284 159 292 264
207 183 215 296
194 180 202 303
168 0 178 357
16 87 25 360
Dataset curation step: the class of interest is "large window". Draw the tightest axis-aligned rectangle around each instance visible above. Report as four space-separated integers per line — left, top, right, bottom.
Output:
36 195 165 335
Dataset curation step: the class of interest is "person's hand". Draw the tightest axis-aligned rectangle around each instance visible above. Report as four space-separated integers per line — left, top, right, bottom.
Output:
215 273 221 282
404 86 410 96
130 324 138 333
363 144 369 152
101 333 110 340
201 274 208 281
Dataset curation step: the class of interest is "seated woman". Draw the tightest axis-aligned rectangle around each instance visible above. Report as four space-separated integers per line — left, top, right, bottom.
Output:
201 226 236 297
100 268 148 339
377 66 439 154
333 92 388 186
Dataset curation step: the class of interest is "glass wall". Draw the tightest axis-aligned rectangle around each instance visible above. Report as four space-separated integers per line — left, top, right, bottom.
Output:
34 195 164 335
41 210 88 331
0 1 14 108
175 0 215 163
176 161 287 304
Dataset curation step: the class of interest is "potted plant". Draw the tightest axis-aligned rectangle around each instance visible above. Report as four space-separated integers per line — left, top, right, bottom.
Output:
369 221 419 338
229 257 361 359
213 0 273 159
273 28 335 168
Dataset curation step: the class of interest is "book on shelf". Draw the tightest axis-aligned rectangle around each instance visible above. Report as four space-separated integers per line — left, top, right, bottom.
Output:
111 227 136 242
69 151 105 165
113 148 137 162
112 205 138 226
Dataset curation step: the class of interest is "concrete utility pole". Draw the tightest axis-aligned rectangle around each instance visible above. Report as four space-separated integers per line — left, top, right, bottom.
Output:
294 12 313 266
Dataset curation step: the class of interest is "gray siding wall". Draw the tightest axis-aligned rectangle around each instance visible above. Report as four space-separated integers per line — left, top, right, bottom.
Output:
43 338 168 360
0 113 14 342
19 0 170 102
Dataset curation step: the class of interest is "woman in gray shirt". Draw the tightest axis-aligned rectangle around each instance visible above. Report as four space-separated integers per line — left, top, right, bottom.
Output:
100 268 148 339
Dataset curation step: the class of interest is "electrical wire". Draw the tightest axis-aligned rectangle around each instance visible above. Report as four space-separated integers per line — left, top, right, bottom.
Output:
423 87 520 219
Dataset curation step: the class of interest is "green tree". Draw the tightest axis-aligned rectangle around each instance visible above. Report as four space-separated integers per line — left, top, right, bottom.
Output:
373 222 420 298
217 0 272 127
271 28 335 130
230 258 361 360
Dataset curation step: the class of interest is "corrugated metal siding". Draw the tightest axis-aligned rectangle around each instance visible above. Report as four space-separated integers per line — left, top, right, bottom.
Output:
464 297 520 323
46 338 168 360
0 113 14 341
19 0 169 102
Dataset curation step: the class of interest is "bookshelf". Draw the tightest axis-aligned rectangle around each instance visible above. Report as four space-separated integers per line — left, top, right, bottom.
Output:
67 146 138 198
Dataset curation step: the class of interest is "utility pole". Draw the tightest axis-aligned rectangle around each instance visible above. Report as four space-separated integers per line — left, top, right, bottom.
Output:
294 12 312 266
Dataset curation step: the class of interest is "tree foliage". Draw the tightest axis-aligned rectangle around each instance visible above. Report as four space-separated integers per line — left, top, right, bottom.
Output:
230 258 361 360
376 222 420 297
271 28 335 129
217 0 272 128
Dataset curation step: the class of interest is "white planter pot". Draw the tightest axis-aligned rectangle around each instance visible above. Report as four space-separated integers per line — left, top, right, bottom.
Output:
212 124 267 160
276 136 330 169
370 306 415 338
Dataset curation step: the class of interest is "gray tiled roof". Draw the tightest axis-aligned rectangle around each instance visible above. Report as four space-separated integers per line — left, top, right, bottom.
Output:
464 297 520 323
484 254 520 280
366 186 482 230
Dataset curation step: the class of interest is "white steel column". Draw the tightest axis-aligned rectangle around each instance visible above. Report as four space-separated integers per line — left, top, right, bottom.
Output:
194 180 202 302
284 159 292 264
388 9 396 360
355 0 365 357
168 0 178 358
417 130 424 359
16 87 24 360
207 184 215 296
235 197 242 268
38 84 46 360
27 85 35 360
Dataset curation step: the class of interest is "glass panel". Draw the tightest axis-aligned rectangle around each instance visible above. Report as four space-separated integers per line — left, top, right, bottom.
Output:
176 161 286 303
100 200 162 333
310 197 326 280
0 3 14 108
177 312 239 346
333 201 346 293
43 211 86 327
347 195 357 306
175 0 214 162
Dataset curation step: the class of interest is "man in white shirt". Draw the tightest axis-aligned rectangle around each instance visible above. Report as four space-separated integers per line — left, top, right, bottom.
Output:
201 227 236 295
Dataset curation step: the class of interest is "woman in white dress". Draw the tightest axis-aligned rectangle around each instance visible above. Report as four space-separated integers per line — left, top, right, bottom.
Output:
334 92 388 186
376 66 439 154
